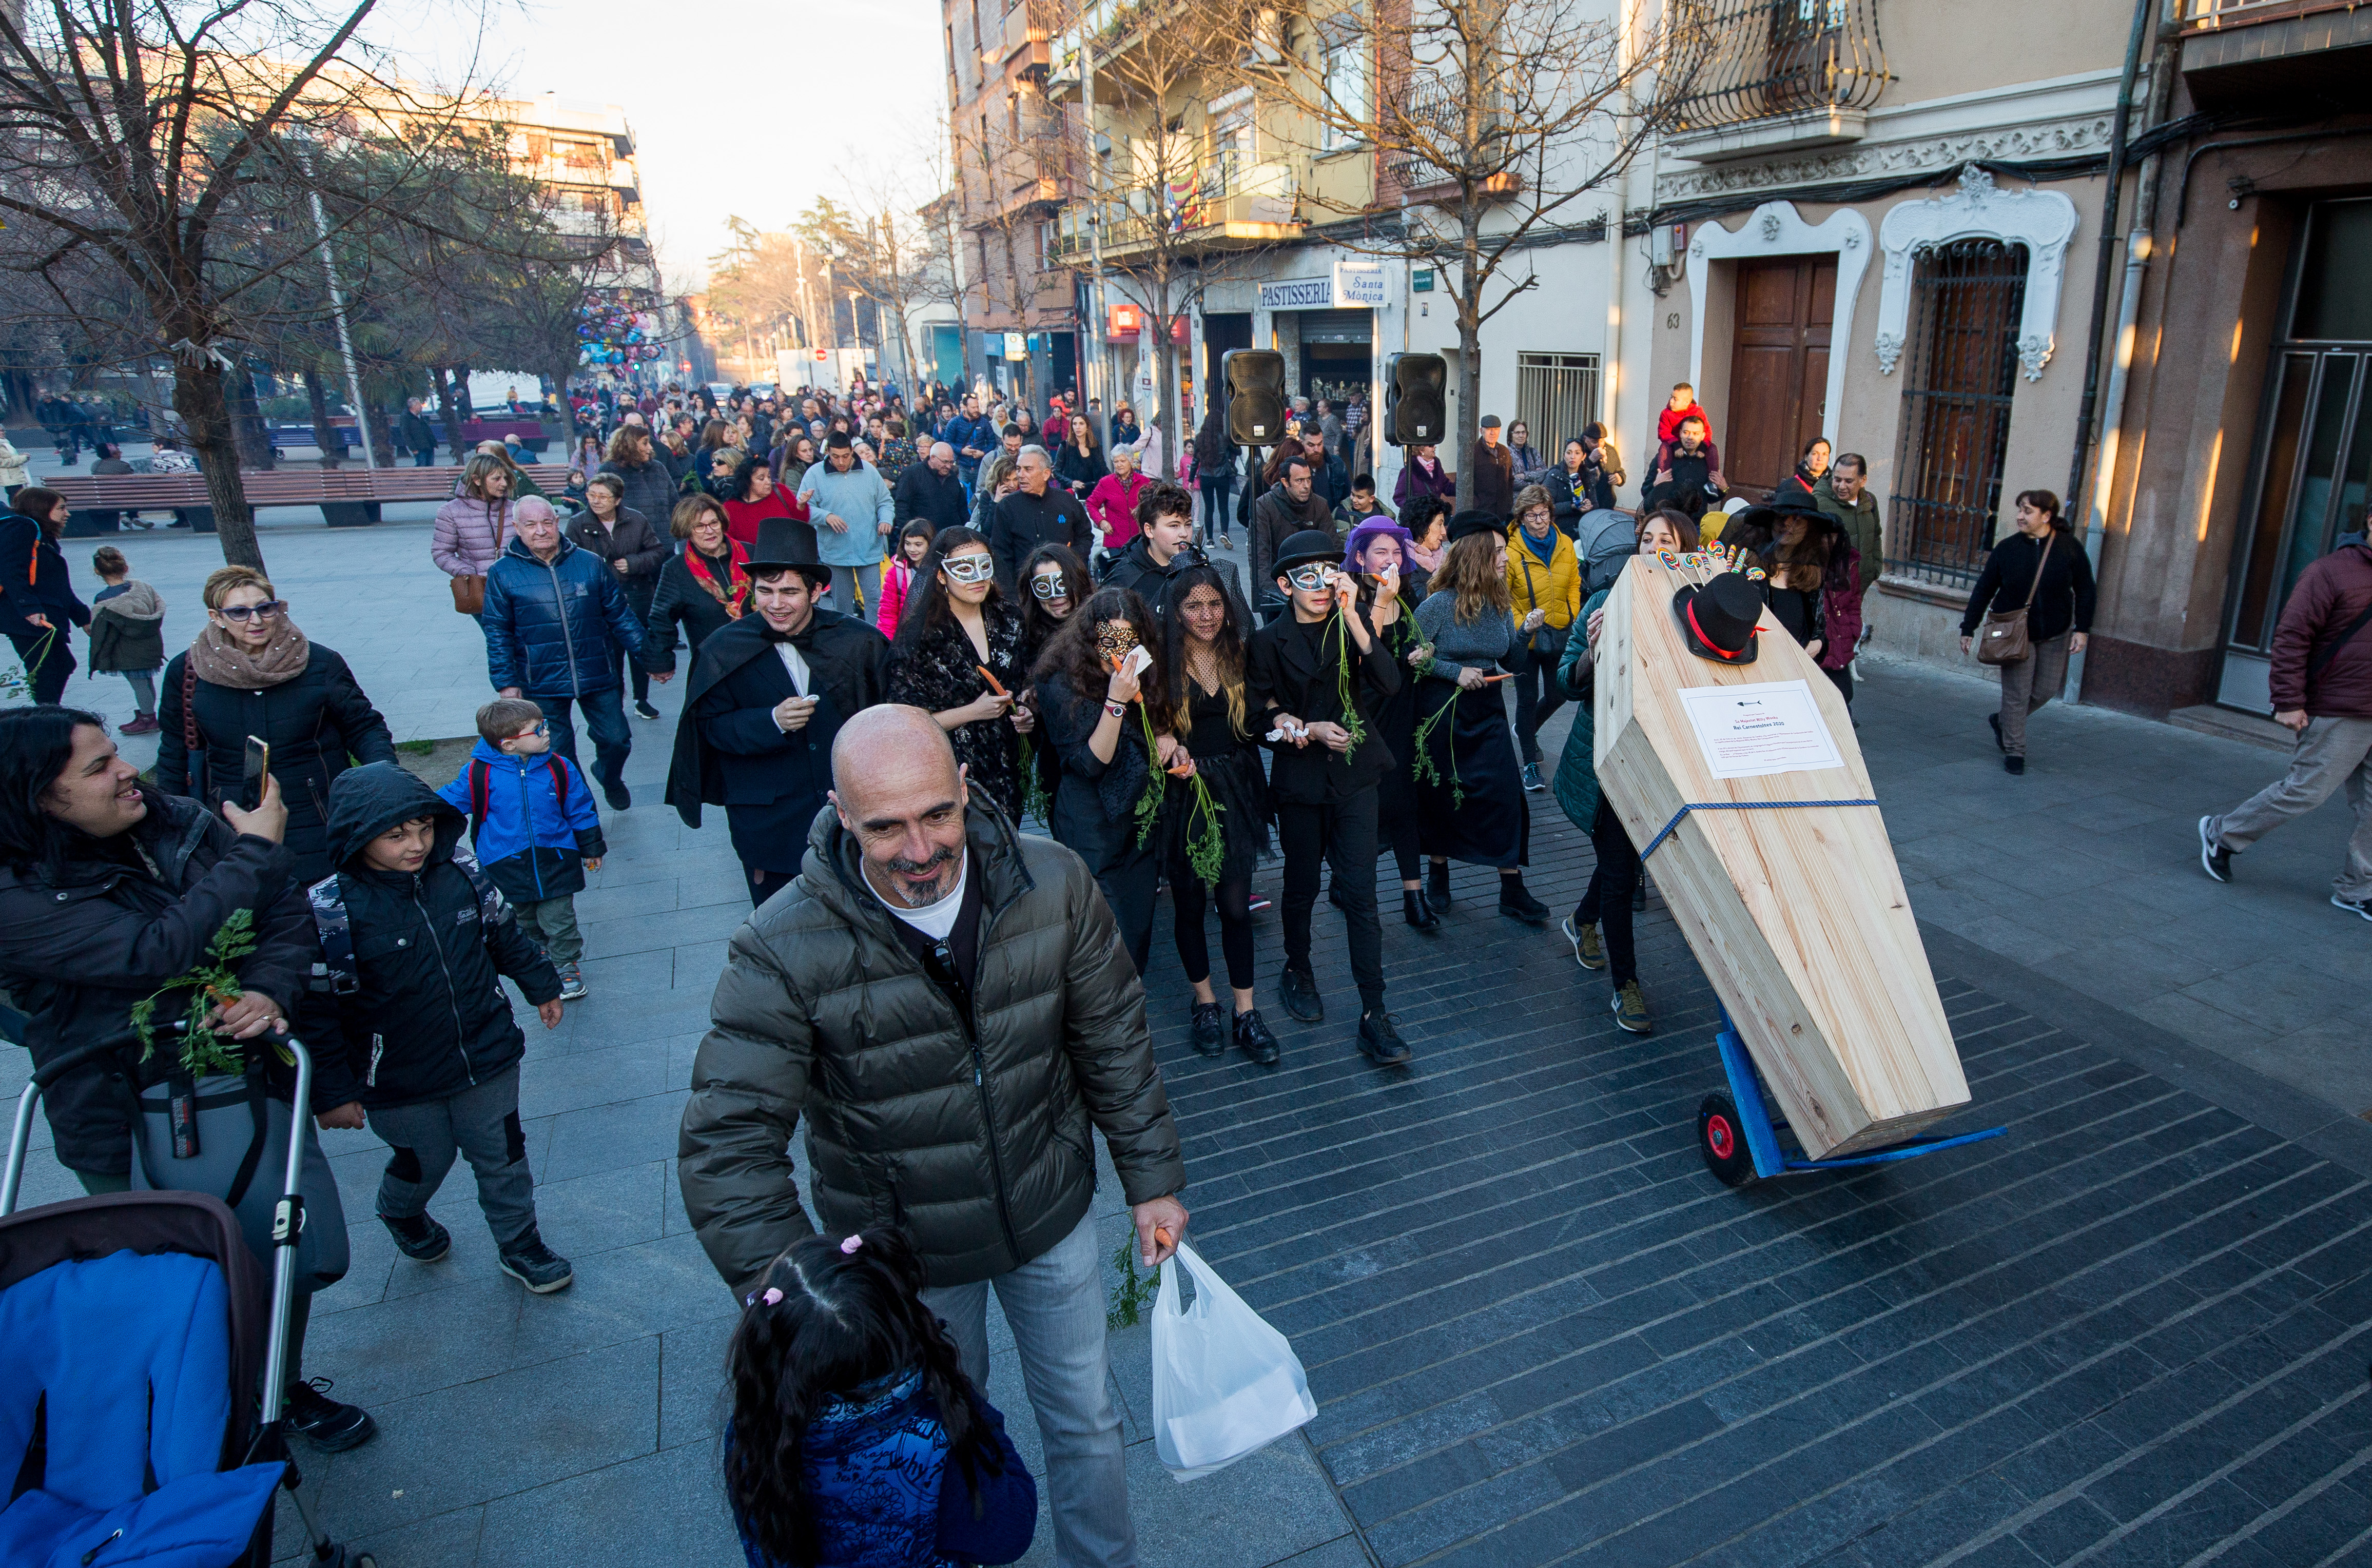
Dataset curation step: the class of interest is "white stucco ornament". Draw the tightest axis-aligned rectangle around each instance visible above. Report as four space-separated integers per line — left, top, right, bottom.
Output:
1684 201 1875 444
1874 163 2079 381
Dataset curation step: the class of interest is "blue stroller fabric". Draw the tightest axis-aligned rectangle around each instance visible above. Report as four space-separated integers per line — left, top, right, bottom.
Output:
0 1248 282 1567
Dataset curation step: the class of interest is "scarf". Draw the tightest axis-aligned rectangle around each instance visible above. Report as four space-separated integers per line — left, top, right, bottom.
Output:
685 540 750 616
1407 539 1445 575
1516 525 1558 568
188 617 310 691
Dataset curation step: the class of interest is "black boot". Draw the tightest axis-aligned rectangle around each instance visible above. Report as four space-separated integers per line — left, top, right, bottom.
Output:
1189 1001 1226 1056
1498 874 1549 925
1278 965 1324 1023
1358 1009 1412 1066
1403 888 1440 932
1233 1008 1281 1067
1426 861 1453 909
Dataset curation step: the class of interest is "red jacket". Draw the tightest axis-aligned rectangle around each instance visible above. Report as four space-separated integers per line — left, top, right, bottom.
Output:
2270 541 2372 719
1657 401 1710 445
721 487 811 548
1086 472 1150 548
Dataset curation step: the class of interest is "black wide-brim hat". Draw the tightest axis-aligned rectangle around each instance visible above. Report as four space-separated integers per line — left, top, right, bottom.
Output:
1671 570 1764 664
745 516 827 584
1271 528 1345 577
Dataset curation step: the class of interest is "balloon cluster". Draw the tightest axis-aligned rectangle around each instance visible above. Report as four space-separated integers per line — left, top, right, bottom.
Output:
577 300 664 365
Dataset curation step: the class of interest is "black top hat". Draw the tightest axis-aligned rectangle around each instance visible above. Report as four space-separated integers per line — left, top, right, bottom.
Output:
745 515 826 584
1671 571 1764 664
1445 508 1506 545
1271 528 1344 578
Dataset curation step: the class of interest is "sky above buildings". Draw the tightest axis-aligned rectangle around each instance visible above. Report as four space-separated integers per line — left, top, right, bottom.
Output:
383 0 950 290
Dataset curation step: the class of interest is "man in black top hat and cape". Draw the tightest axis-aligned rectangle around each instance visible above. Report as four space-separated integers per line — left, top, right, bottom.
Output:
664 515 891 906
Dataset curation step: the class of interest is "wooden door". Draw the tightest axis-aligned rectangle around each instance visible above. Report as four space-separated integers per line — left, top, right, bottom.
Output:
1725 256 1836 499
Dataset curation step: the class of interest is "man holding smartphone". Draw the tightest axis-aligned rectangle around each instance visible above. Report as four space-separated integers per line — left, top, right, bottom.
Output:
662 517 890 907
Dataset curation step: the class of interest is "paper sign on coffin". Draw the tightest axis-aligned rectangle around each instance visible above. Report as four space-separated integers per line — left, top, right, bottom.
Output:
1592 555 1969 1160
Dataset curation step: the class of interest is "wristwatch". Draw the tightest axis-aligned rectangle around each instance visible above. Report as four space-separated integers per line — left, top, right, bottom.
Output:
1104 699 1126 717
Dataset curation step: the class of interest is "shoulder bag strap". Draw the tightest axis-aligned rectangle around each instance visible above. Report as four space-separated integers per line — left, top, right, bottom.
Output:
2305 591 2372 685
2019 534 2053 611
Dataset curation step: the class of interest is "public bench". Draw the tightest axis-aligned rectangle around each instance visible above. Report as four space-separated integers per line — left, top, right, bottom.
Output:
46 464 576 535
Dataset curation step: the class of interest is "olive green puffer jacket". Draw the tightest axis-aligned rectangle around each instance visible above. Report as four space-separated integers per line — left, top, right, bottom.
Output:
678 800 1185 1298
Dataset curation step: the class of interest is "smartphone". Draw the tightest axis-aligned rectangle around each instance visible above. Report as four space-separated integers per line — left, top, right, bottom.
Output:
240 735 270 811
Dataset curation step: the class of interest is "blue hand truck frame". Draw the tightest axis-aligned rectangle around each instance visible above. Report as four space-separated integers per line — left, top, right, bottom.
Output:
1696 1004 2007 1187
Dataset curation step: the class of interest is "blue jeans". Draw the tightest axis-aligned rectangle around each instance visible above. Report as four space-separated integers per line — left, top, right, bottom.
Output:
541 684 631 790
412 448 435 466
922 1210 1136 1567
1198 480 1233 543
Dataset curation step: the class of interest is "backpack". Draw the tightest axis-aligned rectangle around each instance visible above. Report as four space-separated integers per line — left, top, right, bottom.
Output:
306 847 509 997
465 755 569 852
1575 508 1639 595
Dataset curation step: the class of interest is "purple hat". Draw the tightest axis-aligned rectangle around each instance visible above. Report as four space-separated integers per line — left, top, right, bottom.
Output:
1341 517 1415 573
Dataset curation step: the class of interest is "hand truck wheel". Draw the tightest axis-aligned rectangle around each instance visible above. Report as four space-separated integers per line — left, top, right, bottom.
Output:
1699 1092 1757 1188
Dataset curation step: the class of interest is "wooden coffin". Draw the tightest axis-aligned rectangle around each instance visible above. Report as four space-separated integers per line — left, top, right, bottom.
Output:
1593 554 1968 1159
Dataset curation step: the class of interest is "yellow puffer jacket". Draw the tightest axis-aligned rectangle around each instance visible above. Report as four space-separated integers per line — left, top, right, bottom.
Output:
1505 524 1582 630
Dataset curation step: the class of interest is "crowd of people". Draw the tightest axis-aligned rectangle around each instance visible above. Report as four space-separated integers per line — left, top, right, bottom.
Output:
8 357 2372 1568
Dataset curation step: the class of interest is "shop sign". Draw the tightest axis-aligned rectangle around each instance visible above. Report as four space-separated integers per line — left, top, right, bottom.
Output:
1332 258 1387 307
1002 332 1027 361
1258 276 1333 310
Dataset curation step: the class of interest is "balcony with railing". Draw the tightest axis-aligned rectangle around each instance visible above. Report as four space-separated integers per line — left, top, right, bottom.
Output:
1051 152 1303 261
1386 73 1521 204
2177 0 2372 108
1662 0 1891 165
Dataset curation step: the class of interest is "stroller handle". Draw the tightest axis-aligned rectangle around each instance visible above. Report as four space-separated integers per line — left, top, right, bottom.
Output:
4 1023 147 1216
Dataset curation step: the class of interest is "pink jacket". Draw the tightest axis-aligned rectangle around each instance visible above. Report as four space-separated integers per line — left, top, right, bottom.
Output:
1087 472 1150 548
877 555 916 637
432 496 511 577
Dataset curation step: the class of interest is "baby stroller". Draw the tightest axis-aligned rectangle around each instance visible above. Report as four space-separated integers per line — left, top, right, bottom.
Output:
1 1025 377 1566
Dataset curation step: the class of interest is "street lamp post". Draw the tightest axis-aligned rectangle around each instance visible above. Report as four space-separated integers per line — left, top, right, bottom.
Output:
1080 23 1116 428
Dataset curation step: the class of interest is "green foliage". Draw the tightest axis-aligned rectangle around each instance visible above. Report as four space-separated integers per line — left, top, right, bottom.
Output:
1018 734 1052 829
396 738 436 756
1108 1238 1160 1330
1410 674 1465 809
130 910 291 1079
1132 702 1165 848
1329 611 1368 754
1181 770 1226 889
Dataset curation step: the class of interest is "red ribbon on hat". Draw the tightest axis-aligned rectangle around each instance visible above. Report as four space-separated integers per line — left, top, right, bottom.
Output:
1686 598 1756 661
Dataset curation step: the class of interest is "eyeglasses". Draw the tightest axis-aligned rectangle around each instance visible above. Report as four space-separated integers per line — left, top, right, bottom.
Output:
217 601 285 622
515 720 550 739
1285 565 1332 592
942 554 996 585
1029 574 1070 600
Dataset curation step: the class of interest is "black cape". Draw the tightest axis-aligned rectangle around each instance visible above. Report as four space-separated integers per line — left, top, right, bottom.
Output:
663 609 890 833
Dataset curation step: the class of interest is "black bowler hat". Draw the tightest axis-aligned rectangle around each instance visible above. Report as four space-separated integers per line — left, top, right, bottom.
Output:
1445 508 1505 544
1671 571 1764 664
1271 528 1344 577
745 515 827 585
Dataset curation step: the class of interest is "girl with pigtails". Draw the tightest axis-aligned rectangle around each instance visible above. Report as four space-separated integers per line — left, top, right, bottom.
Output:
725 1227 1037 1567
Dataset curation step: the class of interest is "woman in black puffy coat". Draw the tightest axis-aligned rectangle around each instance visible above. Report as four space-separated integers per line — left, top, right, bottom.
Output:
157 564 397 885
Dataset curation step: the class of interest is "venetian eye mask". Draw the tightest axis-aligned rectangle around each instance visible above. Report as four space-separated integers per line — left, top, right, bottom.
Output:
942 554 995 584
1096 623 1140 663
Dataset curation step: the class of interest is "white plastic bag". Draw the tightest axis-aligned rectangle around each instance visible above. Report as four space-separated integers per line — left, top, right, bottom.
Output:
1150 1241 1317 1481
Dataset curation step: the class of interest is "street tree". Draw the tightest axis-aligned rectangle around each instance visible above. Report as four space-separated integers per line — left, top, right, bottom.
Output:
1224 0 1689 508
0 0 510 567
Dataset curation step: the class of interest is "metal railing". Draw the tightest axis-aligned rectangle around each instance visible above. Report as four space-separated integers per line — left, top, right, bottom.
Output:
1666 0 1890 131
1385 72 1512 191
1048 156 1298 255
2179 0 2361 27
1885 239 2028 589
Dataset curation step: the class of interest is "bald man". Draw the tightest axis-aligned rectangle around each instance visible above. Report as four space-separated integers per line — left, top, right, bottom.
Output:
893 438 968 535
679 703 1188 1568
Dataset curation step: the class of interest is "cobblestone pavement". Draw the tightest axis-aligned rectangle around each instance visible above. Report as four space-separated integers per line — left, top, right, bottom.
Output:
4 513 2367 1567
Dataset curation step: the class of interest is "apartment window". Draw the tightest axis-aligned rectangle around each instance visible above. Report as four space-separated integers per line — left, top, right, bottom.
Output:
1514 353 1600 457
1319 19 1371 151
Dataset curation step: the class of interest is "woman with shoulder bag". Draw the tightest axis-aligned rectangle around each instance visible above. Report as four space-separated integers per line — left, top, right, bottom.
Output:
1959 488 2095 776
432 453 515 623
1504 484 1581 792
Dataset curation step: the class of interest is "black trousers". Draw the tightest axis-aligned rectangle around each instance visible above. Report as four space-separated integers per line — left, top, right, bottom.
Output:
1510 644 1565 767
9 629 74 705
746 864 799 909
614 641 651 705
1575 799 1641 986
1171 865 1256 992
1276 788 1385 1011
